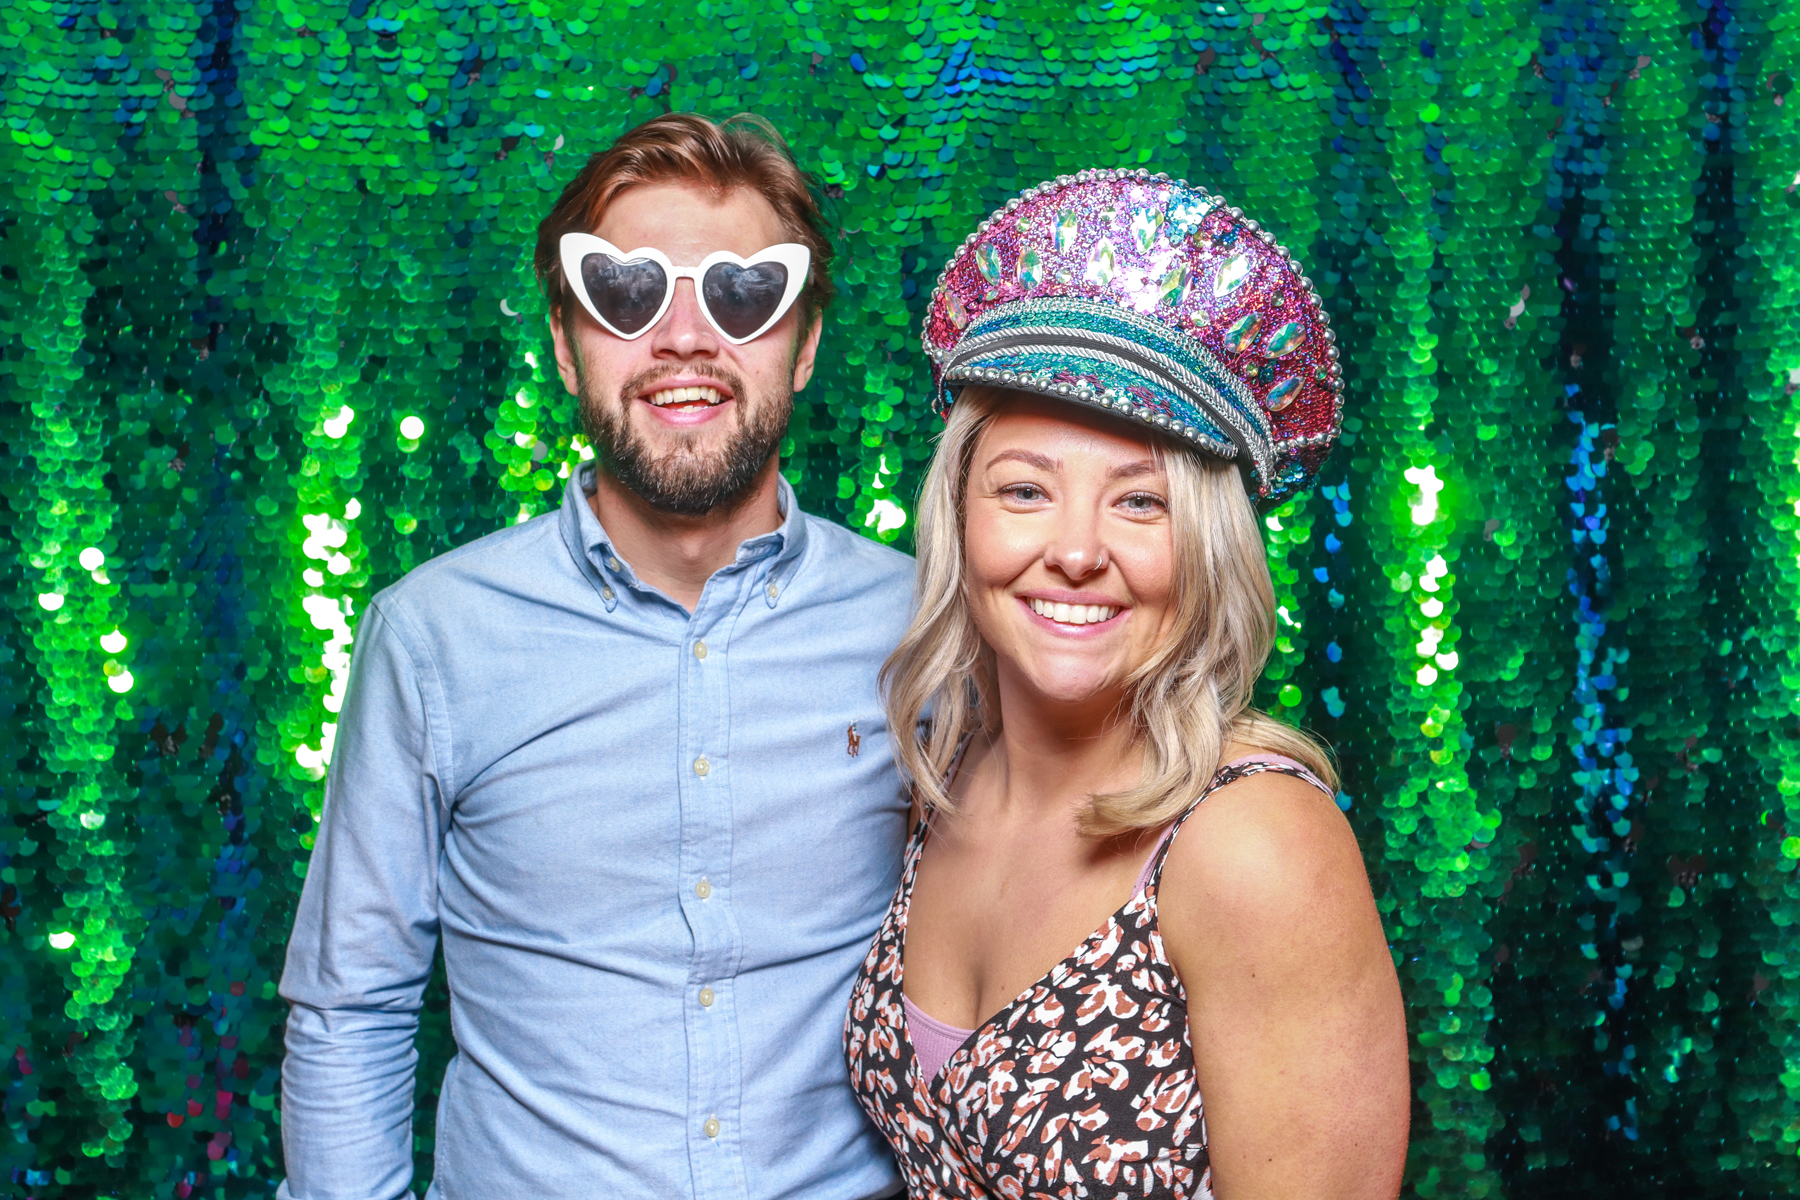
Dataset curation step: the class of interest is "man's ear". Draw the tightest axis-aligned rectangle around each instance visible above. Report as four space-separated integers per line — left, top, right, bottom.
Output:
548 307 582 396
790 313 825 394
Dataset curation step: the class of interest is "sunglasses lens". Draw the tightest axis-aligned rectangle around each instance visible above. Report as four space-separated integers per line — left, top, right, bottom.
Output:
701 261 791 340
580 254 667 335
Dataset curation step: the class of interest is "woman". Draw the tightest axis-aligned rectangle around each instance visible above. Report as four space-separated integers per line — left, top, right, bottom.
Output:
845 170 1409 1199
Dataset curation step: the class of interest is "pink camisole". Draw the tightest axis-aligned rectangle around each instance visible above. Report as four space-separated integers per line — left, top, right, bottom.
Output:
900 752 1329 1081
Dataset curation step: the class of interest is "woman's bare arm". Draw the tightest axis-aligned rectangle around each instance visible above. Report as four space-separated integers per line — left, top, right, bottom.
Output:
1158 772 1410 1200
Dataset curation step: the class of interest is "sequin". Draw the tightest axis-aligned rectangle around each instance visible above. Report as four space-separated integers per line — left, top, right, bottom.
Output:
1086 238 1117 287
1018 246 1045 288
1267 321 1305 356
1225 312 1261 352
976 243 1004 285
1166 195 1217 241
1214 253 1252 298
1054 209 1079 252
1265 376 1302 410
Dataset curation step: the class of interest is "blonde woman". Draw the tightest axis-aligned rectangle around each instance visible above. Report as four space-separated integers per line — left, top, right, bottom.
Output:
844 171 1409 1199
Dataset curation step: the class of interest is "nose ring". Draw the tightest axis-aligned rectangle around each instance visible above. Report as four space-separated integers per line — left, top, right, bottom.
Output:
1096 549 1109 570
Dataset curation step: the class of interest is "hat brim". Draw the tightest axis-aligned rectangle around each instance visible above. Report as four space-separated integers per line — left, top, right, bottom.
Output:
936 296 1276 497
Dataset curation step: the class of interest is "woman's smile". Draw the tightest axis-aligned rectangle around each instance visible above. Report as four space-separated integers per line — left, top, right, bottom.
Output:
1018 593 1126 633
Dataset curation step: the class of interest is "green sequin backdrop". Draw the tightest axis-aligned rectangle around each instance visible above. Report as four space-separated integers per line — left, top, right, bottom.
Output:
0 0 1797 1196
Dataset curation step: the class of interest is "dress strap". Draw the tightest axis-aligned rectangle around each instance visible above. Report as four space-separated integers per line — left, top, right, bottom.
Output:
900 730 981 912
914 730 977 835
1144 754 1334 893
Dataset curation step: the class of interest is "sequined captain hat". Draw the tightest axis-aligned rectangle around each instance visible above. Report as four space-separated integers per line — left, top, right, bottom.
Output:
924 168 1343 507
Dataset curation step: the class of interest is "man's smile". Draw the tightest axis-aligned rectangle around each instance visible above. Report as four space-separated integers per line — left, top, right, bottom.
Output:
642 383 729 411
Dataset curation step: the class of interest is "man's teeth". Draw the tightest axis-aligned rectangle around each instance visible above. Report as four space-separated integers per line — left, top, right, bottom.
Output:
1029 598 1120 626
646 385 725 407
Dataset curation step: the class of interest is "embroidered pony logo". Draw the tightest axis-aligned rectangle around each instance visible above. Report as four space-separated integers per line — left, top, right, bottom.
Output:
847 722 861 757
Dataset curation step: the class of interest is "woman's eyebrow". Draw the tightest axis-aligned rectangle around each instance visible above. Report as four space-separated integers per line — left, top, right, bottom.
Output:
1107 460 1159 480
985 449 1059 471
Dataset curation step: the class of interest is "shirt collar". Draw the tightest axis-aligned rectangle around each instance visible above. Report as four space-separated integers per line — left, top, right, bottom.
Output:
558 462 809 611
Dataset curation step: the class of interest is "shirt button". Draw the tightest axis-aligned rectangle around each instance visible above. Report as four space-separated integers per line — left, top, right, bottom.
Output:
601 585 615 602
606 556 620 571
695 878 712 900
693 640 708 660
765 582 779 600
704 1116 720 1139
693 756 710 777
699 986 715 1008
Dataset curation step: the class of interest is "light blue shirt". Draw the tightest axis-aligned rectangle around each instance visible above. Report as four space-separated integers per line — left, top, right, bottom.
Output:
278 465 913 1200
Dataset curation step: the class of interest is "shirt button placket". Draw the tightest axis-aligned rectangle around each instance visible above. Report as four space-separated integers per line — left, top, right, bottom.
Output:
687 596 731 1180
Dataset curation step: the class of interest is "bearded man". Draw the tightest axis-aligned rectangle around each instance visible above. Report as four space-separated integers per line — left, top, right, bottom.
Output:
276 113 911 1200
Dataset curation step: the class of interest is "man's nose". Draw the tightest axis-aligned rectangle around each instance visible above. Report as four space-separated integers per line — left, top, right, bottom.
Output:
648 278 719 359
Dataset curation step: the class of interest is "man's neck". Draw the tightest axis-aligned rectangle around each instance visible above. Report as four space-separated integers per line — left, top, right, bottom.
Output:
587 457 785 612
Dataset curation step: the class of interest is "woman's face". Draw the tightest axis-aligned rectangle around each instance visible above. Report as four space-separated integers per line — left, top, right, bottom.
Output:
963 396 1177 715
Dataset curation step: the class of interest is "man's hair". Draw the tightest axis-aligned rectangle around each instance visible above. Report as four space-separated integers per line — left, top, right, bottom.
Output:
534 112 836 330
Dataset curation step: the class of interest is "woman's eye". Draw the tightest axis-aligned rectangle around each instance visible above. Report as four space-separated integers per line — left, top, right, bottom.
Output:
1002 484 1046 503
1119 492 1166 515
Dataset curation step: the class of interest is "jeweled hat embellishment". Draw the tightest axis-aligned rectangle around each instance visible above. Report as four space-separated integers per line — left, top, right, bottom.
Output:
1130 209 1162 253
1213 253 1252 299
922 167 1344 505
1158 263 1190 307
1266 376 1303 411
1225 312 1261 353
1268 321 1305 356
1019 247 1045 288
943 290 970 330
1086 239 1117 287
975 242 1004 285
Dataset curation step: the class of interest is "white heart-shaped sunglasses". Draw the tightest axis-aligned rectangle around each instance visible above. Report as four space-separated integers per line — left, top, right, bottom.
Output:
560 233 811 345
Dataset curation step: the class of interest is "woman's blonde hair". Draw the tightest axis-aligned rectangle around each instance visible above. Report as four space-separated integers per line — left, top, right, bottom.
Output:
882 385 1337 837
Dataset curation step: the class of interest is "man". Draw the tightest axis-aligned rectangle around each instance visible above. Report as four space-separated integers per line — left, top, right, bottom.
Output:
277 113 912 1200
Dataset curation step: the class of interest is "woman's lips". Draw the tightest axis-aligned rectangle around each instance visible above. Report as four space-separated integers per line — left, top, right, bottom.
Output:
1019 594 1126 634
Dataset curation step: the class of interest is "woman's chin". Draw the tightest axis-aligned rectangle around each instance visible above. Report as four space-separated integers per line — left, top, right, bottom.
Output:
1007 664 1129 714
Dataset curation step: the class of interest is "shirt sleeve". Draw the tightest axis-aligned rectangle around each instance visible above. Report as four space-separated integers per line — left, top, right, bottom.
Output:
277 600 449 1200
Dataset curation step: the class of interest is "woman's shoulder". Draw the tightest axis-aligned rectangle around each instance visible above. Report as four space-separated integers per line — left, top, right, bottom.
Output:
1157 756 1367 932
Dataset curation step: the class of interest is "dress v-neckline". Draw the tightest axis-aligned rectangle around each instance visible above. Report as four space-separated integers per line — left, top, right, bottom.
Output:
892 751 1327 1080
895 814 1169 1081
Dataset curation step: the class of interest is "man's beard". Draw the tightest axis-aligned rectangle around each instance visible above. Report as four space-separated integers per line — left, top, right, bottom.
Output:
580 364 792 518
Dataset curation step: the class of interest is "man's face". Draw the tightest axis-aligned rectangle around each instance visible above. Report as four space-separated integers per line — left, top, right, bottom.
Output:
549 181 822 517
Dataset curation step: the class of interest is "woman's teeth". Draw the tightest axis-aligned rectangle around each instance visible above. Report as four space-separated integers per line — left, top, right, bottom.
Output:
1029 598 1120 626
646 385 726 408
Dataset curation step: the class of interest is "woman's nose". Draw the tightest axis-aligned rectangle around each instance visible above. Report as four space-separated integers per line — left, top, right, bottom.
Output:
1043 527 1109 581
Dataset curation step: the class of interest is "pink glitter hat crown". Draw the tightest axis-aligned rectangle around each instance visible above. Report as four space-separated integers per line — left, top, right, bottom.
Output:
923 168 1343 506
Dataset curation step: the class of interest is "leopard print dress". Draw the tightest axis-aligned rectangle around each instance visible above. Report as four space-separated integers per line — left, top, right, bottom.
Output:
843 758 1325 1200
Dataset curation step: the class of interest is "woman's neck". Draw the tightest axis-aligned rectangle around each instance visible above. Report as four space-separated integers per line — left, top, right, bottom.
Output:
972 674 1142 825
